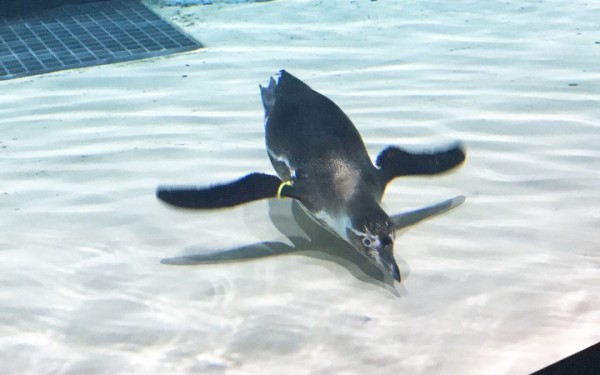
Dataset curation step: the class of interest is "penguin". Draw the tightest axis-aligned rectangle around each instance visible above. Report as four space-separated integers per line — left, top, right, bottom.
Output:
157 70 465 282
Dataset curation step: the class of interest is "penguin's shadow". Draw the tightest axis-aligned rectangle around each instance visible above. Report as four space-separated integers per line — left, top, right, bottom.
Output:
161 196 465 295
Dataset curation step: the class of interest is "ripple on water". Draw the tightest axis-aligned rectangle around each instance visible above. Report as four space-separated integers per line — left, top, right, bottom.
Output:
228 313 308 358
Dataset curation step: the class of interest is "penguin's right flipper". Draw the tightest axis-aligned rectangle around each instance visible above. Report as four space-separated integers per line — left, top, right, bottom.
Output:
157 172 297 209
376 143 466 185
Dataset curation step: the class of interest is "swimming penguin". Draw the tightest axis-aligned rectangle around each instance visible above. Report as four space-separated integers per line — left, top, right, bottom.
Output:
157 70 465 282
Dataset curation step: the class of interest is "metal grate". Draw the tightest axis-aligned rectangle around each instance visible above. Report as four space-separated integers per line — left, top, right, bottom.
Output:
0 0 203 80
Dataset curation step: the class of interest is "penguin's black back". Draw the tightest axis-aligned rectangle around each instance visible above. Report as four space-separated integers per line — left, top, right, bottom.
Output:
262 71 383 214
264 71 372 171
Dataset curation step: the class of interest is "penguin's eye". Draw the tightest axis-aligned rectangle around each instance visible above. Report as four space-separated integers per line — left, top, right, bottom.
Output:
362 237 372 247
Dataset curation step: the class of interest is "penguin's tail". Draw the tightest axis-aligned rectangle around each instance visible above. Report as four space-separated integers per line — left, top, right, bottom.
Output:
259 76 277 117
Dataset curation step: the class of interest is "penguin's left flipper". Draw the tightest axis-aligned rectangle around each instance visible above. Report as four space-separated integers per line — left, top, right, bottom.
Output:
376 143 466 185
157 172 297 209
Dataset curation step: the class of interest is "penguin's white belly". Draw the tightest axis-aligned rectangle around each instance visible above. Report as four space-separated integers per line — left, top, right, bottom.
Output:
301 204 351 242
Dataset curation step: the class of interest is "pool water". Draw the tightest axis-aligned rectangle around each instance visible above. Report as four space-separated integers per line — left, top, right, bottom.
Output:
0 1 598 374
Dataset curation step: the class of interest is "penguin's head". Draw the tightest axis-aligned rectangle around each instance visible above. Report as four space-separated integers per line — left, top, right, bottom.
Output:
347 207 400 282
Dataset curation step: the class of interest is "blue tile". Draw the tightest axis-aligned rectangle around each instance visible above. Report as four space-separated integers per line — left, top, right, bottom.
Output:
61 56 80 65
93 50 113 59
0 0 202 80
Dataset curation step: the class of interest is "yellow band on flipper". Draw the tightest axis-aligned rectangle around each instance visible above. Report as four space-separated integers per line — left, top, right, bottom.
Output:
277 180 292 199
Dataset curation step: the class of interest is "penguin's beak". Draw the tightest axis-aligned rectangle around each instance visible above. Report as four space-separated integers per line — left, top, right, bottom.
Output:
379 244 401 282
